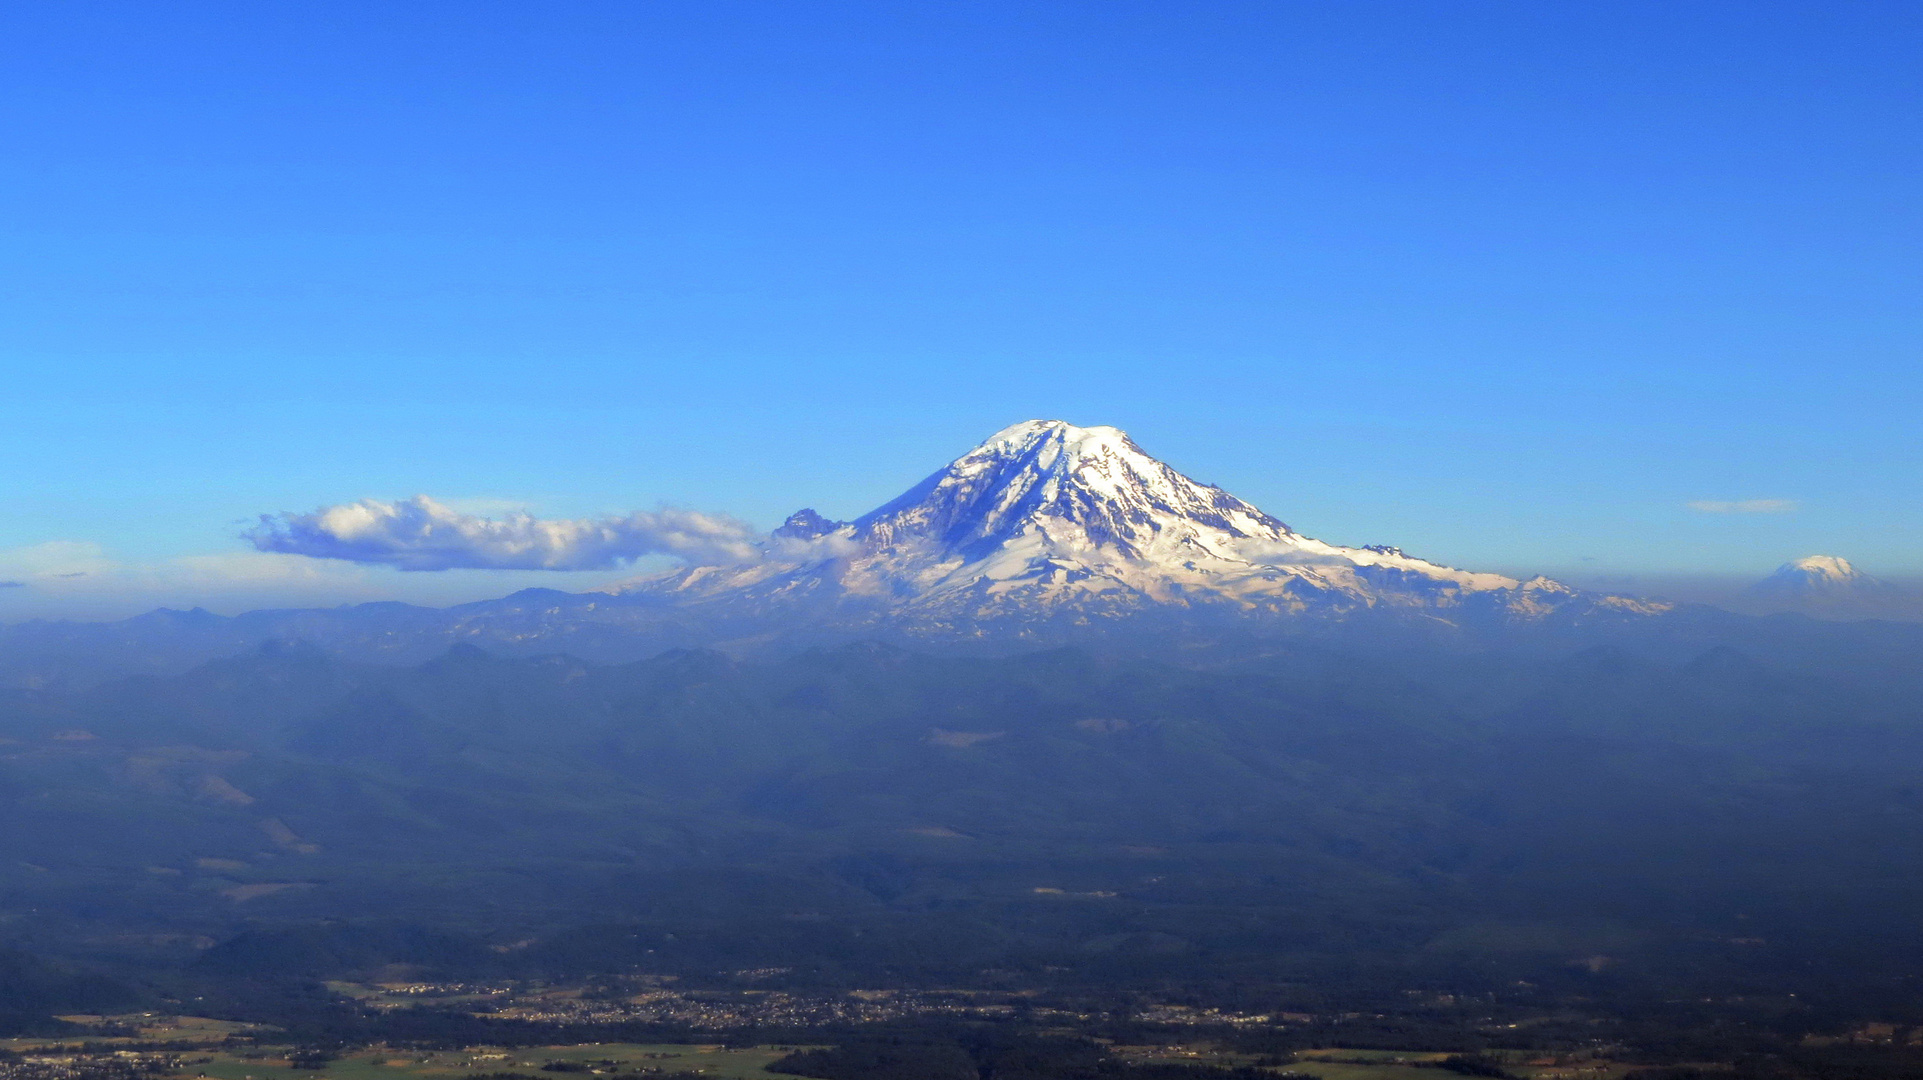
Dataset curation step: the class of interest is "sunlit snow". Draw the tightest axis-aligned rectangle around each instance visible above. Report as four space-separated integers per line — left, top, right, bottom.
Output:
609 420 1659 626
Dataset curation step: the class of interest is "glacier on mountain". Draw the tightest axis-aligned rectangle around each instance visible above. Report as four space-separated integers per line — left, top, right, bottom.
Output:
609 420 1660 630
1748 554 1900 607
0 420 1693 687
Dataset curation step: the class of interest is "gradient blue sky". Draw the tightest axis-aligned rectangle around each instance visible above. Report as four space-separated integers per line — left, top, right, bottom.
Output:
3 1 1919 616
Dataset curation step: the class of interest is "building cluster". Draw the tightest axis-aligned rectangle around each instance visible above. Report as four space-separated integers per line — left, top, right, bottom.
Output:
1127 1004 1279 1026
0 1051 181 1080
353 979 1328 1032
480 988 1096 1029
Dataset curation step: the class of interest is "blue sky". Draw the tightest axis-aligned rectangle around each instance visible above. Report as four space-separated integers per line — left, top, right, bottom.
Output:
2 1 1919 616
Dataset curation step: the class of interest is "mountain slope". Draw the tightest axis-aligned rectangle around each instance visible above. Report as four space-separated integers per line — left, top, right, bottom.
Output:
7 638 1923 997
0 421 1670 688
1752 555 1895 600
618 420 1658 630
1743 555 1908 619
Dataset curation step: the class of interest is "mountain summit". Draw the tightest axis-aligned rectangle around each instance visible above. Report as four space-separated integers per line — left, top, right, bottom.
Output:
0 421 1672 685
1753 555 1875 594
1748 555 1900 611
619 420 1652 630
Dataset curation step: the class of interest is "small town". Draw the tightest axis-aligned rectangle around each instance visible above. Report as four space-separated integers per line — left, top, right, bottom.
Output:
356 980 1288 1030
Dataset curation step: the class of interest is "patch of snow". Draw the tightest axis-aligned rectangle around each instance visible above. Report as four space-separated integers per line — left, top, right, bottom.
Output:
609 419 1645 627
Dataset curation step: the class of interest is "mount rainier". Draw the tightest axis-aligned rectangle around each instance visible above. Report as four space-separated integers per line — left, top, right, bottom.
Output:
0 420 1668 686
612 420 1659 633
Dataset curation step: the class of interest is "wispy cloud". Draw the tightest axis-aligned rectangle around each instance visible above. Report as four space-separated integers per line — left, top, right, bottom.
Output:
0 540 117 580
0 540 395 619
245 495 765 571
1238 543 1360 569
1687 499 1797 514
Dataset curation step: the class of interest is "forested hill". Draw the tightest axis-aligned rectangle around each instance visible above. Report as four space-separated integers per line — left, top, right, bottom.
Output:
0 632 1920 1010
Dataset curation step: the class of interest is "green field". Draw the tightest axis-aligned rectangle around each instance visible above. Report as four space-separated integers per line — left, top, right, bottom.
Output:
1110 1043 1635 1080
1111 1044 1451 1080
16 1017 1640 1080
12 1019 804 1080
184 1043 801 1080
22 1014 267 1047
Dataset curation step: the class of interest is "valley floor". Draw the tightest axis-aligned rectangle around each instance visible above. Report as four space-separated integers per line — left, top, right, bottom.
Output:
15 989 1923 1080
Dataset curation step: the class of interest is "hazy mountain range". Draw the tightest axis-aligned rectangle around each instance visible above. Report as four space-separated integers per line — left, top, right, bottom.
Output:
2 593 1920 1003
3 420 1914 694
1 420 1694 689
1745 554 1904 610
0 421 1920 1014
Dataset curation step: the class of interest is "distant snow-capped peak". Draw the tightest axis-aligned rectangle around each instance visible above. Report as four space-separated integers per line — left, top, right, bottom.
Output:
618 419 1647 625
1751 555 1893 599
1787 555 1861 581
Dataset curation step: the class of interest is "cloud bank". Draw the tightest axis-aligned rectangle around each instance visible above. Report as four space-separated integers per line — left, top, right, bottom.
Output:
1687 499 1797 514
0 541 397 620
245 496 764 571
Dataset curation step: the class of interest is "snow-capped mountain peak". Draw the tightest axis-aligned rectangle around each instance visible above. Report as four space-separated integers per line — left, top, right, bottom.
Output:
851 419 1294 558
1786 555 1860 581
1751 555 1893 600
618 420 1648 629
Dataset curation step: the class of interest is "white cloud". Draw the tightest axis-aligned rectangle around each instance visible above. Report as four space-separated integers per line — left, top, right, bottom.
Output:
0 541 113 601
0 540 118 581
245 495 765 571
1238 543 1358 568
768 531 862 561
165 551 379 588
1687 499 1797 514
0 542 396 620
